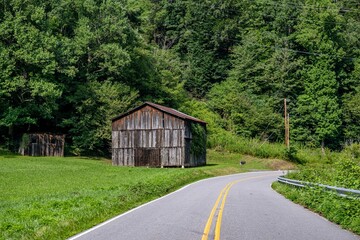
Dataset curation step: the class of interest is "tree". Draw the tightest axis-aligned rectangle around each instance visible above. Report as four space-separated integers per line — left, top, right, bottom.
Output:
343 86 360 144
0 0 62 147
140 0 243 97
1 0 360 153
291 0 346 150
207 80 282 141
293 60 342 150
342 59 360 144
62 80 137 155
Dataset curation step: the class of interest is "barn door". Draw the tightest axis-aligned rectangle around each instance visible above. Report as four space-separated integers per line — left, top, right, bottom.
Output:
135 148 161 167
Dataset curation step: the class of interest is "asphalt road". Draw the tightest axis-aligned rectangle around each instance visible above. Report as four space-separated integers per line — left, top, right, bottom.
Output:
69 171 359 240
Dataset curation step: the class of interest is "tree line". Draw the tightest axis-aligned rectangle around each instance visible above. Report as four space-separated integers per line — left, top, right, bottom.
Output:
1 0 359 155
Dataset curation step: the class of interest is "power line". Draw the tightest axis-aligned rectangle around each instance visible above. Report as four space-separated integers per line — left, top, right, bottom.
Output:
167 0 360 61
207 0 360 13
252 44 357 61
219 36 358 61
262 14 349 26
271 45 356 60
186 29 359 60
255 0 360 14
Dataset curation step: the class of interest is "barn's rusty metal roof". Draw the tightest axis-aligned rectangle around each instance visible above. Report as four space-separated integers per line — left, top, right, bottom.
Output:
112 102 207 125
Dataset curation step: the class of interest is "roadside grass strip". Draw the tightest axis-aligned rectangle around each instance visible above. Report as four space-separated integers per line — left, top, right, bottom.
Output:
201 174 278 240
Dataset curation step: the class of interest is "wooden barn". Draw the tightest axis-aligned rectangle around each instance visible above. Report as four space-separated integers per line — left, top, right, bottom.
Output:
112 102 207 167
19 133 65 157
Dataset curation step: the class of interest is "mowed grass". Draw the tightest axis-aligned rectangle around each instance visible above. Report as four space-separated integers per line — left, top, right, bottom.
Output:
0 150 294 239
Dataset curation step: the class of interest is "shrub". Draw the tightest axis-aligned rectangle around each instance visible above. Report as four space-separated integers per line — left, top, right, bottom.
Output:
344 143 360 159
284 146 301 163
335 158 360 189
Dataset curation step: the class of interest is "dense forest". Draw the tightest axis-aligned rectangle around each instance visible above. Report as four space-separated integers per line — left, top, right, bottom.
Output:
1 0 360 155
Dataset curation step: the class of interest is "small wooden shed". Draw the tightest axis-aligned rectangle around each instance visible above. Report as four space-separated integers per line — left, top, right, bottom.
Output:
112 102 207 167
19 133 65 157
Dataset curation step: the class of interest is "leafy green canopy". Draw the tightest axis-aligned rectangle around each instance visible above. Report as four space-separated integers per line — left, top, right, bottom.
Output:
1 0 360 154
0 0 184 155
203 0 360 149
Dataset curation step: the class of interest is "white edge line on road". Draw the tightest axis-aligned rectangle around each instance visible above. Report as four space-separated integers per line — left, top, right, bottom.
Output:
68 170 281 240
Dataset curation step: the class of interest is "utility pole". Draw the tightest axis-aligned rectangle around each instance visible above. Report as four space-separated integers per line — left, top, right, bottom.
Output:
284 98 290 149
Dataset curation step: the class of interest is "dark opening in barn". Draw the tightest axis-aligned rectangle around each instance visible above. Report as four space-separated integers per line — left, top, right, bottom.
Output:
111 102 207 167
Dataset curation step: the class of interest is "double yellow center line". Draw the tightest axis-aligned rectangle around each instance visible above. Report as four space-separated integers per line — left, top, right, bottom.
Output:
201 174 277 240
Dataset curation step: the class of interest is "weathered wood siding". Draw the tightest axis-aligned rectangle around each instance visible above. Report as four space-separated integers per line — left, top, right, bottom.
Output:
112 106 186 167
19 133 65 157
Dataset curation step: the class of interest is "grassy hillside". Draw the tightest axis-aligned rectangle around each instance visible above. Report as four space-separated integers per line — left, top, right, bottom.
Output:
0 150 293 239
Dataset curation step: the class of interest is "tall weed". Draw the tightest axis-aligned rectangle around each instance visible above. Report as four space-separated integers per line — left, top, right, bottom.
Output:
273 183 360 235
286 145 360 189
208 131 288 160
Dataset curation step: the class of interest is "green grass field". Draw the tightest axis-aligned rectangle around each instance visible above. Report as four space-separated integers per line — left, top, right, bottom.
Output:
0 150 293 240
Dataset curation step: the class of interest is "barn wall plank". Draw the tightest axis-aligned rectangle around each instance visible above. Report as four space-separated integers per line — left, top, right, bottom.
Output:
22 134 65 157
130 149 134 166
162 148 168 166
112 132 116 149
168 148 175 165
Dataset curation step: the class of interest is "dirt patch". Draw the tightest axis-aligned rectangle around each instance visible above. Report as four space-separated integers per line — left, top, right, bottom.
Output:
265 159 296 170
238 155 297 170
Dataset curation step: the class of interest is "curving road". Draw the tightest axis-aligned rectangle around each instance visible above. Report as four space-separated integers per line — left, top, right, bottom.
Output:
69 171 359 240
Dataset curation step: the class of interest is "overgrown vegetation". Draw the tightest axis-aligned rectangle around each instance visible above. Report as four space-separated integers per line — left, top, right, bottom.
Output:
285 145 360 189
0 151 291 239
273 183 360 235
190 123 207 158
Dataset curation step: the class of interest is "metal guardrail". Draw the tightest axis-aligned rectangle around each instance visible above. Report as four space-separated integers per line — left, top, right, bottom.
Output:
278 176 360 198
